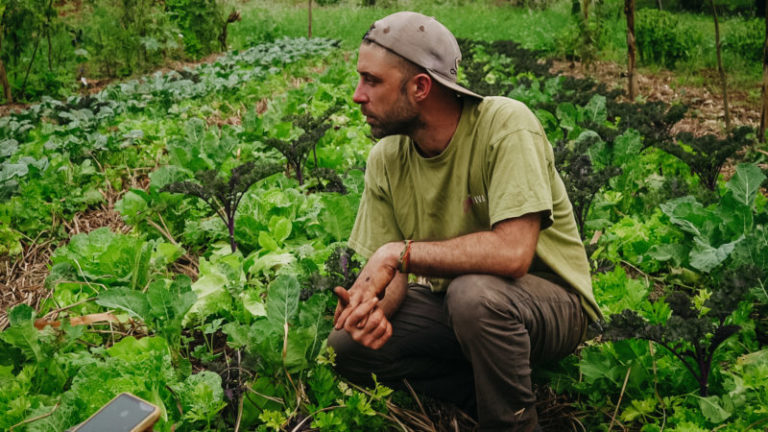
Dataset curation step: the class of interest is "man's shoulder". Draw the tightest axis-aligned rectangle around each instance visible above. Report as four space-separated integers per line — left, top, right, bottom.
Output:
474 96 541 135
368 135 408 164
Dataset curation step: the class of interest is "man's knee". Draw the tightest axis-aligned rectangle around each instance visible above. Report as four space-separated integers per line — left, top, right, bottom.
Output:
445 274 523 335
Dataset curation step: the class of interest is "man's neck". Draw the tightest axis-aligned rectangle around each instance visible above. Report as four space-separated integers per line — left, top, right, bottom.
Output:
410 97 463 158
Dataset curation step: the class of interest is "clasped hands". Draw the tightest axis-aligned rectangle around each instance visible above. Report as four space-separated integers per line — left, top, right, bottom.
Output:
332 242 402 350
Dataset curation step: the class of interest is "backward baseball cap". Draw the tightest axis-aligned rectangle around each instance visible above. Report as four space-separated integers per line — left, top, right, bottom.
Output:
364 11 483 100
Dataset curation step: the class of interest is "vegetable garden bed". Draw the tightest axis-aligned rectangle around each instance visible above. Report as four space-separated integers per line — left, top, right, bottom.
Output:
1 34 767 432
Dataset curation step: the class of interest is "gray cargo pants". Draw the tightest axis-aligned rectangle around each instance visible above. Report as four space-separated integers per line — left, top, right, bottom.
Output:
327 273 586 432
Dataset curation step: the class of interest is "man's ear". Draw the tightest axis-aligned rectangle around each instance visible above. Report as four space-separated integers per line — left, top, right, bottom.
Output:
412 73 432 102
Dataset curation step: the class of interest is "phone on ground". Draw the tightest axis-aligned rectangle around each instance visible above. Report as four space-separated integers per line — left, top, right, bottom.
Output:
70 392 160 432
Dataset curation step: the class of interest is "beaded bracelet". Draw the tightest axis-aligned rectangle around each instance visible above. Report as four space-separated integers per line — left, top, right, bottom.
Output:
397 240 413 273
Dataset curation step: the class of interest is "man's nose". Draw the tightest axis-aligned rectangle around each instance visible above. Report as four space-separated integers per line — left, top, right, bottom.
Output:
352 82 367 104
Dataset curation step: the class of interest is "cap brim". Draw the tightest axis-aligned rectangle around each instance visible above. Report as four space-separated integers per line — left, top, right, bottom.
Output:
427 69 483 100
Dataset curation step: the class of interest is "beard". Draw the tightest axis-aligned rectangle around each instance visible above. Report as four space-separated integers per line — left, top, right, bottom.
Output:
365 92 422 139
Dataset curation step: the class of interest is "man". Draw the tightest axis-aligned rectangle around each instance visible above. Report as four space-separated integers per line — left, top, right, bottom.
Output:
328 11 600 432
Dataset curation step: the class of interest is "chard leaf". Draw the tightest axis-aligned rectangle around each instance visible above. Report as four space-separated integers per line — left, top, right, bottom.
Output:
726 163 766 208
266 274 300 328
585 94 607 125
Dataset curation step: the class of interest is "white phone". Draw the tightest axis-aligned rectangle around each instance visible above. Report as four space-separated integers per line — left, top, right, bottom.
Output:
70 393 160 432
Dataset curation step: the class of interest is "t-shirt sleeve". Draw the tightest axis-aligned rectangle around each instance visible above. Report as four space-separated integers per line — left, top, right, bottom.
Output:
348 147 403 258
487 128 555 230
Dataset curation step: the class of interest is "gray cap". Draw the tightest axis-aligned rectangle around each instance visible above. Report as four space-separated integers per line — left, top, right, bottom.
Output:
364 11 483 100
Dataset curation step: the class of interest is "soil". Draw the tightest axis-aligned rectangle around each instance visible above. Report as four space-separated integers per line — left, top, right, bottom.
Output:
550 59 762 138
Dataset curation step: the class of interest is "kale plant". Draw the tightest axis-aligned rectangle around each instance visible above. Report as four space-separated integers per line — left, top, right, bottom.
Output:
604 268 757 396
554 133 621 233
162 160 281 252
304 246 361 300
658 126 754 191
264 104 339 186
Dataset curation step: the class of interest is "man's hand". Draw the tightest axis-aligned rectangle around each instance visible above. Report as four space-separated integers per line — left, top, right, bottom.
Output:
334 286 393 349
333 242 401 331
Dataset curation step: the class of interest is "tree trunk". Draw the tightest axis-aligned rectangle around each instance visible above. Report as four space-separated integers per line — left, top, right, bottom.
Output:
46 0 54 71
308 0 312 39
657 0 663 9
625 0 638 100
582 0 590 21
760 0 768 142
21 32 42 99
710 0 731 131
0 34 12 104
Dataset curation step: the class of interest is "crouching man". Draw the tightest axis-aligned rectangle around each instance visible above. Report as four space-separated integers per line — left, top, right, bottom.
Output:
328 11 601 432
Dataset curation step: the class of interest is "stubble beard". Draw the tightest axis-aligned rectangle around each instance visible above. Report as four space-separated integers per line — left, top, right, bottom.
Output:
368 93 422 139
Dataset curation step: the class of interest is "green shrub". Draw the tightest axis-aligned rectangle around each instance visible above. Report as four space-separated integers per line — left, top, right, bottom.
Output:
636 9 697 68
165 0 228 57
83 0 182 77
722 18 764 63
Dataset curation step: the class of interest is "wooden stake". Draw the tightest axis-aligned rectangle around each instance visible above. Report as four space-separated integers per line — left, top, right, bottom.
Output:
625 0 638 100
760 0 768 142
710 0 731 131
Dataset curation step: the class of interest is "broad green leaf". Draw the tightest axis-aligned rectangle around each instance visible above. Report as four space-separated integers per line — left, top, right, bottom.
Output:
186 260 232 321
269 216 292 243
242 290 267 317
107 336 169 361
726 163 766 208
115 190 149 224
266 274 300 328
697 395 732 423
585 94 607 125
258 231 279 251
150 242 184 268
96 287 151 321
556 102 579 132
689 236 742 273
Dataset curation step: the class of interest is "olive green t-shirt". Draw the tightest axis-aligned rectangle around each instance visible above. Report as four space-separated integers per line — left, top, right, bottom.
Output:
348 96 601 322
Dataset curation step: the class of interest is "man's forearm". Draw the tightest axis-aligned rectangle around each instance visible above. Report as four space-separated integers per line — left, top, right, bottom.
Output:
390 213 542 280
378 272 408 317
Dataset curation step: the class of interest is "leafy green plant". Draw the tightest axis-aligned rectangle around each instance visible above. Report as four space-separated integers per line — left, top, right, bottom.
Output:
264 104 339 186
96 276 197 367
605 269 750 397
636 9 698 68
660 126 755 192
165 0 232 57
162 161 282 252
83 0 182 77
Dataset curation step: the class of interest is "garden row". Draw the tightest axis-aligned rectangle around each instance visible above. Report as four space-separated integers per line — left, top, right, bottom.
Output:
1 36 767 432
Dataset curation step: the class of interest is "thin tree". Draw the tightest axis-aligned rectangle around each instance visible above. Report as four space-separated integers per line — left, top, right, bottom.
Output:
760 0 768 143
625 0 638 99
710 0 731 130
308 0 312 38
0 1 12 104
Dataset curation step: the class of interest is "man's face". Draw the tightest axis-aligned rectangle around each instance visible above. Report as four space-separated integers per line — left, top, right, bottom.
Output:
353 43 421 139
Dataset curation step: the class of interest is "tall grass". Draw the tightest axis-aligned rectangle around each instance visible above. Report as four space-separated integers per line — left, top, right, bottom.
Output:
228 0 576 50
227 0 763 95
